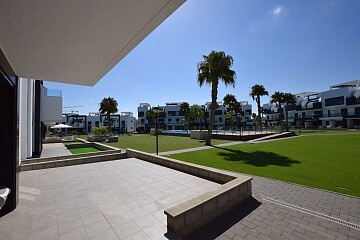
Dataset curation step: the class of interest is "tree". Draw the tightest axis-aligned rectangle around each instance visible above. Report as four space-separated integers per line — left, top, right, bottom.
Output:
99 97 118 134
233 101 242 130
146 108 166 124
283 92 296 131
223 94 238 132
250 84 268 130
197 51 236 145
271 91 285 124
180 102 190 130
189 104 204 130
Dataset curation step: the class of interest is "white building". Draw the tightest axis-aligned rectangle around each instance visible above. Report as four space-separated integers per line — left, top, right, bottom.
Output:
61 112 136 134
137 101 253 132
262 80 360 129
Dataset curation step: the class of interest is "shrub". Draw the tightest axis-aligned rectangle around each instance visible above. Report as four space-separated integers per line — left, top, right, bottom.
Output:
91 126 108 136
70 130 78 135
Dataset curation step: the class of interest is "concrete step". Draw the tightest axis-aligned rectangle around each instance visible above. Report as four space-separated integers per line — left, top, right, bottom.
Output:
20 151 127 171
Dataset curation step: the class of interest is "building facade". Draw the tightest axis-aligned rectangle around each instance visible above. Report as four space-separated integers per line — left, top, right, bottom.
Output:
262 80 360 129
137 101 253 132
61 112 136 134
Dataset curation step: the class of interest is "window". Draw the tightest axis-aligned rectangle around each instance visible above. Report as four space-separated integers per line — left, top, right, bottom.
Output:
325 96 344 106
175 118 179 122
215 110 222 115
95 121 99 127
138 111 144 117
168 118 172 122
355 107 360 116
245 109 251 115
141 119 145 124
168 111 176 116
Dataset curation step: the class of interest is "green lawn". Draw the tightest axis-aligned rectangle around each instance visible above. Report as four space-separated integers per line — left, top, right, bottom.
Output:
169 134 360 197
68 147 101 154
79 134 231 153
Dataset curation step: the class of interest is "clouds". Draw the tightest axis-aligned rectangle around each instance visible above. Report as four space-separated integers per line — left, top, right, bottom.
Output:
271 6 283 16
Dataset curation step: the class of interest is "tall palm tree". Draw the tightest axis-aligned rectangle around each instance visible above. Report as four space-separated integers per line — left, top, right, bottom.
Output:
99 97 118 134
283 92 296 131
197 51 236 145
180 102 190 130
223 94 238 131
249 84 268 130
271 91 285 124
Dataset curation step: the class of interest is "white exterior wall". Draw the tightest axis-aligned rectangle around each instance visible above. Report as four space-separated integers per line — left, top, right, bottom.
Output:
40 85 62 125
18 78 34 161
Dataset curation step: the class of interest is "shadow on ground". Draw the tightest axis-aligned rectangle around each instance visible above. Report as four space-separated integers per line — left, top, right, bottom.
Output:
214 146 300 167
181 197 262 240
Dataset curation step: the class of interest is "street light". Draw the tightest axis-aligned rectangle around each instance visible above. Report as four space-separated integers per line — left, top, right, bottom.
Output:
237 112 242 138
153 106 161 155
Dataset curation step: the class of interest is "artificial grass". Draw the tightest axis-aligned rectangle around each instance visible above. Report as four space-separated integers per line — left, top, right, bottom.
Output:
79 134 231 153
68 147 101 154
169 134 360 197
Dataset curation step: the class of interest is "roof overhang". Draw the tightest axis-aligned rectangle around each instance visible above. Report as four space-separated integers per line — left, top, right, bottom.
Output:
0 0 185 86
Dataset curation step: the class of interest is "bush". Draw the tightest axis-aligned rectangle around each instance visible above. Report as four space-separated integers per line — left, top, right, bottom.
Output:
91 126 108 136
70 130 78 135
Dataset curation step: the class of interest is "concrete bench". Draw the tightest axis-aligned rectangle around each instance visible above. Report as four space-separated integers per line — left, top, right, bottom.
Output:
0 187 11 210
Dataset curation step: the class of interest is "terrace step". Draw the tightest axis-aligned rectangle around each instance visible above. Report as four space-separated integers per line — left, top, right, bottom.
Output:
20 151 127 171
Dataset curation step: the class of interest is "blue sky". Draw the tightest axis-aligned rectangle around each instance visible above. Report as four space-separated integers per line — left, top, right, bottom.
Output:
45 0 360 116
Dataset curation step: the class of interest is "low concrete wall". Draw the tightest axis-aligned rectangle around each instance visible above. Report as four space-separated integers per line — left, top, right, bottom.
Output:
126 149 252 238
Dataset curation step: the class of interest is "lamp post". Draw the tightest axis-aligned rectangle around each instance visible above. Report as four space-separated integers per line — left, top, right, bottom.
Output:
153 106 161 155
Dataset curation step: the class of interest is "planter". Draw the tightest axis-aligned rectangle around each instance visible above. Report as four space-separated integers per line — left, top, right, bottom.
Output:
106 136 118 142
190 130 208 140
87 136 107 142
150 128 161 136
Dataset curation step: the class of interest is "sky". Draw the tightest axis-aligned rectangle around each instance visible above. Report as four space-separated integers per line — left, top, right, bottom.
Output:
44 0 360 117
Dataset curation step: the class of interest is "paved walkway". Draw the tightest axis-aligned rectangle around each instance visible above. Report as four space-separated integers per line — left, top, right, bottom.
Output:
188 176 360 240
159 141 246 156
40 143 71 158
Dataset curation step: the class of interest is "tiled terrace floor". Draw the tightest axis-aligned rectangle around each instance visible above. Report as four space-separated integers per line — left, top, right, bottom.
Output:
0 158 219 240
1 157 359 240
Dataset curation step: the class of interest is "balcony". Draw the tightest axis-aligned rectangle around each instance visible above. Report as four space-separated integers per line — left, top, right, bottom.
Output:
346 97 360 106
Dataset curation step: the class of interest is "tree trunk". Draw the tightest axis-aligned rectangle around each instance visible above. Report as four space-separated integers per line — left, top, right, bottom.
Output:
107 112 111 134
206 80 218 145
257 98 262 130
285 104 289 131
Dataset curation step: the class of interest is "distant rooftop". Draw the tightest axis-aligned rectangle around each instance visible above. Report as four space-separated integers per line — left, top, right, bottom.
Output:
330 80 360 89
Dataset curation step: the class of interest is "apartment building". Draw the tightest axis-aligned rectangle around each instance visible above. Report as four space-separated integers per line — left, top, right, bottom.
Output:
263 80 360 129
137 101 253 132
62 112 136 134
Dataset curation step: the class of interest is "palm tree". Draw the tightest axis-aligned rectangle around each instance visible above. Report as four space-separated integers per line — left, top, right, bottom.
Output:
271 91 285 124
283 92 296 131
223 94 238 132
180 102 190 130
197 51 236 145
249 84 268 130
99 97 118 134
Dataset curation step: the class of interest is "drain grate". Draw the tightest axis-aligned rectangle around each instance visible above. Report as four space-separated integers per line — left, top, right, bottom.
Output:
263 197 360 230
